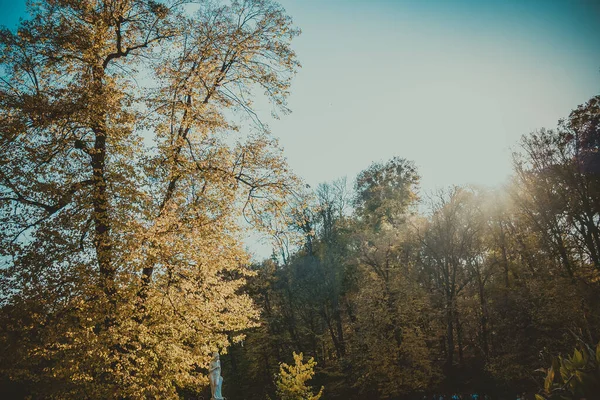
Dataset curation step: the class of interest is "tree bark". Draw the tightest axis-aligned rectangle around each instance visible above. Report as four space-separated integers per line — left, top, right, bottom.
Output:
91 65 115 303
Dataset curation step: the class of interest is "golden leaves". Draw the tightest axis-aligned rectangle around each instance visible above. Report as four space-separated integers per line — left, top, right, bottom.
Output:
275 352 324 400
1 0 300 398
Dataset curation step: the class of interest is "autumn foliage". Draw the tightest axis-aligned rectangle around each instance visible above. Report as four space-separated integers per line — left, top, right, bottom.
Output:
0 0 299 398
1 0 599 399
274 352 323 400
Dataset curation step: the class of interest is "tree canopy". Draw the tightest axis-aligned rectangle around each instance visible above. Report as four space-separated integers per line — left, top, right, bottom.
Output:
0 0 299 398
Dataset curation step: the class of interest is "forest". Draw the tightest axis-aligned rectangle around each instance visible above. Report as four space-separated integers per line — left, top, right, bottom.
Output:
0 0 599 399
221 98 600 399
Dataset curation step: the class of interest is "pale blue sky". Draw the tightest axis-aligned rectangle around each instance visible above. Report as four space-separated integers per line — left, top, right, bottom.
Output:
265 0 600 192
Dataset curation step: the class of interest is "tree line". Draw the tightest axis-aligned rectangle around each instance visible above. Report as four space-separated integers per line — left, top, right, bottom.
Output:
221 96 600 399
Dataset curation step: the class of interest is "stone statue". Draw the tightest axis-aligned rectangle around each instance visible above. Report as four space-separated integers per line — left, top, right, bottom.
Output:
209 351 224 400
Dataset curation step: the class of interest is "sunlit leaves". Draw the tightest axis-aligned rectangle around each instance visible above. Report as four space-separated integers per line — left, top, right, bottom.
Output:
275 352 323 400
0 0 300 398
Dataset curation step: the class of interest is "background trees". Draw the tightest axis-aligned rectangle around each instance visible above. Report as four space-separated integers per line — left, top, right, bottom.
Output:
220 96 600 399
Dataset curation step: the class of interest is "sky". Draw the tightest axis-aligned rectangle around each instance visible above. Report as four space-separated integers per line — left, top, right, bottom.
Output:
1 0 599 257
266 0 600 191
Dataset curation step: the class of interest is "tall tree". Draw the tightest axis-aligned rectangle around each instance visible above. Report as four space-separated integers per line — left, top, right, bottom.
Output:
416 187 485 373
512 97 600 278
349 159 435 398
0 0 299 398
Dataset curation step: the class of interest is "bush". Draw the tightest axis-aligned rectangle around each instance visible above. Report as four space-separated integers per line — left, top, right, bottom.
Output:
274 352 324 400
536 342 600 400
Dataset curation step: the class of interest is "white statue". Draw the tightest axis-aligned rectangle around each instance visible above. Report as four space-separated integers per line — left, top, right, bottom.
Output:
209 351 224 400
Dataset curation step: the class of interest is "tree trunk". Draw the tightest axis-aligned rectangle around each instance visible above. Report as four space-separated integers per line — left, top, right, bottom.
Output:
91 65 115 305
477 270 489 358
445 297 455 371
455 308 464 366
499 222 510 288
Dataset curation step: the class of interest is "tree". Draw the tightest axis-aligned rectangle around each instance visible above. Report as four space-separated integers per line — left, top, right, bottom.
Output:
275 352 324 400
0 0 300 398
354 157 419 231
416 187 486 373
512 99 600 278
349 159 436 397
